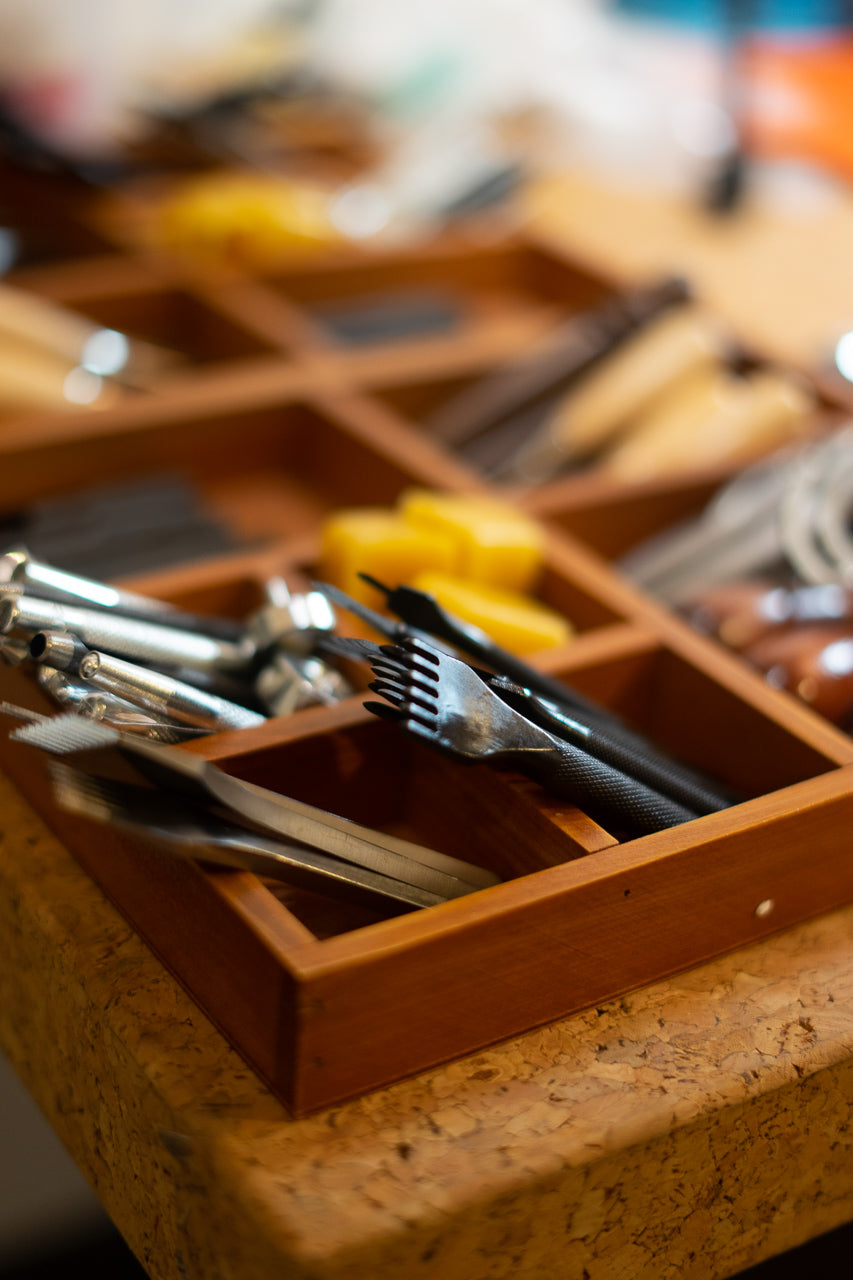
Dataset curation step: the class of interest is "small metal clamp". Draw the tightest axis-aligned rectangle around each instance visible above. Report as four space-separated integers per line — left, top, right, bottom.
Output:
248 577 337 655
254 651 353 717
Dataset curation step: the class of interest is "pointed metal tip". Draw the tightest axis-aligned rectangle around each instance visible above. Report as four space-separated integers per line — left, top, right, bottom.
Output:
367 679 404 704
363 699 403 723
310 580 343 600
315 634 383 663
400 635 440 663
357 572 391 595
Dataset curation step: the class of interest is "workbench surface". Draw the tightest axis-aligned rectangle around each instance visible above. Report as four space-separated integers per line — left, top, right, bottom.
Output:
2 764 852 1280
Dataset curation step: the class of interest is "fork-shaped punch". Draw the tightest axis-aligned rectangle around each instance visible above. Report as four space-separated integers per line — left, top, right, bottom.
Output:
322 633 734 816
365 637 699 837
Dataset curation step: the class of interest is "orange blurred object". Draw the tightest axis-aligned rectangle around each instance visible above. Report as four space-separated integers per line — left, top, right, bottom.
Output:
743 35 853 182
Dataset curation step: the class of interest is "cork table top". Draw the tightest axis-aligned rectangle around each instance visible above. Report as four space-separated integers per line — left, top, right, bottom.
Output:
1 762 852 1280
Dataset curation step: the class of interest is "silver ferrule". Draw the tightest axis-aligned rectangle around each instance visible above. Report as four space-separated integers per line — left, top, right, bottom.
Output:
0 593 255 673
29 630 90 672
77 649 265 731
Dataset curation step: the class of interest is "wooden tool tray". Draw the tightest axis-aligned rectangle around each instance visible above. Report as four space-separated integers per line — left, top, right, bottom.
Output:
2 186 852 1114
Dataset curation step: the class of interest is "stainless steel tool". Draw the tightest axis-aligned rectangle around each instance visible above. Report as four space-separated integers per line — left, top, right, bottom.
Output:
29 634 265 732
0 591 255 673
10 714 498 897
621 433 853 605
49 764 445 912
617 450 797 603
36 667 206 742
0 546 245 640
365 636 700 836
247 576 337 653
321 632 735 815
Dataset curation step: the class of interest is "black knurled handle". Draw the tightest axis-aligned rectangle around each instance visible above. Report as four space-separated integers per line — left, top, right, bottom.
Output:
503 737 699 837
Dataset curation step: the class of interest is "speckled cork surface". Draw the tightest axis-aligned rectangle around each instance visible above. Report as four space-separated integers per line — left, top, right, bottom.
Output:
2 764 853 1280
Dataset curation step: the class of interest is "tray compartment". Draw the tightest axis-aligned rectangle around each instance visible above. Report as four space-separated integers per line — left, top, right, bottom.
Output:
212 633 851 830
278 633 853 1109
361 360 833 517
286 762 853 1111
195 629 853 1111
547 636 851 795
7 258 283 375
264 235 610 312
0 396 458 551
260 236 611 356
357 368 756 502
64 285 279 370
212 715 615 880
0 391 630 635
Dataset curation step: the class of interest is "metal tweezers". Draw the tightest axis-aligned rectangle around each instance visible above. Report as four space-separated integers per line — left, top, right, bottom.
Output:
10 712 498 905
48 761 447 913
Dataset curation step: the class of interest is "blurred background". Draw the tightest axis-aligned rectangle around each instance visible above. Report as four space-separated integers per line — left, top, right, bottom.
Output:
2 1 853 1276
1 0 852 233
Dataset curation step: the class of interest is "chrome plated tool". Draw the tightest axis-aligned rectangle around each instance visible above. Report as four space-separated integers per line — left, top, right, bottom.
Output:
314 578 733 807
365 636 700 836
254 650 352 716
621 433 853 606
247 576 337 654
322 632 735 815
314 574 607 720
0 591 255 673
311 578 455 653
29 634 265 732
618 449 797 602
325 572 639 739
35 666 206 742
0 546 245 640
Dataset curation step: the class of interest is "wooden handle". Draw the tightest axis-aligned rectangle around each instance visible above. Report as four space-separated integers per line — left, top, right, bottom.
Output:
0 333 121 413
601 366 815 481
744 622 853 724
0 281 180 386
0 281 100 365
499 306 724 483
550 307 725 457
